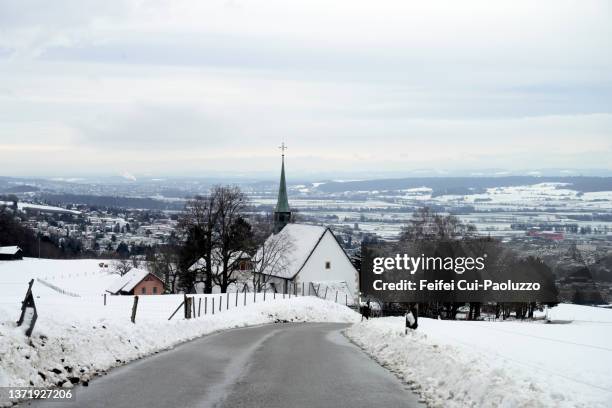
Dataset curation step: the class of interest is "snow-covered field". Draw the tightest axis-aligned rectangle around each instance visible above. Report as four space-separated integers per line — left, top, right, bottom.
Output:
345 305 612 408
0 258 359 406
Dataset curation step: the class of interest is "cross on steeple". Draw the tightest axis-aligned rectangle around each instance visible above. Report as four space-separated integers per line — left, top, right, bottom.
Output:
279 142 287 156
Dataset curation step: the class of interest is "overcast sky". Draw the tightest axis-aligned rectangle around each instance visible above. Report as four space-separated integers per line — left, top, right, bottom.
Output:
0 0 610 178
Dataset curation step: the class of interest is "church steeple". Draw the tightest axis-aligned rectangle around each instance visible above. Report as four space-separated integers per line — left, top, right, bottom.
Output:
273 143 291 233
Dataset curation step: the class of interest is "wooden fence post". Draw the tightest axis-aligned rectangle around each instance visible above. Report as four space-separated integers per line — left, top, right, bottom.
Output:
198 298 202 317
244 291 247 306
302 282 304 296
192 296 196 317
205 297 208 315
226 293 229 310
253 290 256 303
236 291 239 307
168 300 184 320
212 297 215 315
17 279 38 337
324 287 328 300
104 293 107 306
335 291 338 303
131 296 139 323
183 294 190 319
219 295 222 312
263 289 266 301
345 294 348 306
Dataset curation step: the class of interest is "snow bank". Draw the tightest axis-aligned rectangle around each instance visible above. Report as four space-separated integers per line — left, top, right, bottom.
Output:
0 296 357 403
0 256 361 408
345 311 612 408
546 303 612 323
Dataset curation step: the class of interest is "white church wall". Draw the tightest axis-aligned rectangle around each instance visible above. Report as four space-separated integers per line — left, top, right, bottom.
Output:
295 230 359 299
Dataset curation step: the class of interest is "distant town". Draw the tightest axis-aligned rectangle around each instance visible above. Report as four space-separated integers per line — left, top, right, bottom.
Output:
2 174 612 303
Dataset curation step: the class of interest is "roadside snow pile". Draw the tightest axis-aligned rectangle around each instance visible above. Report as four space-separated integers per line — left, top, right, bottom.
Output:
346 306 612 408
546 303 612 322
0 296 358 406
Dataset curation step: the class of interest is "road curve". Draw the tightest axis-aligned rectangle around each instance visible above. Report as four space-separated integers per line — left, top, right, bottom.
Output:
27 323 424 408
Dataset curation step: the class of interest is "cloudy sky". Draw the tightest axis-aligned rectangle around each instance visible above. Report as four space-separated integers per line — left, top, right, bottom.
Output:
0 0 610 178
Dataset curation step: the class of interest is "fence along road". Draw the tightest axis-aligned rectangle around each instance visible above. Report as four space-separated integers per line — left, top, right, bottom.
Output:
27 323 425 408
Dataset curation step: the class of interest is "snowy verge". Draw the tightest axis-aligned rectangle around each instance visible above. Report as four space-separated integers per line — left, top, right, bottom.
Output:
345 316 612 408
0 297 359 406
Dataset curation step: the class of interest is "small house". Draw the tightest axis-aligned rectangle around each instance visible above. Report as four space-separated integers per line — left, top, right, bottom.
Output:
0 246 23 261
106 268 164 295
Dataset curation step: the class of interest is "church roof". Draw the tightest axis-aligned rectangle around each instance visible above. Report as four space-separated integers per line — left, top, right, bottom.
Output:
275 156 290 213
254 224 329 279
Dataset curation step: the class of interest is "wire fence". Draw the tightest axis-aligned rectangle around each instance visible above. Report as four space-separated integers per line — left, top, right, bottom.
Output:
35 278 80 297
1 275 355 324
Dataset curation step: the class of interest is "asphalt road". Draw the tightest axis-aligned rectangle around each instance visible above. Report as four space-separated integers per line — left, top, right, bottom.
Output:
27 323 425 408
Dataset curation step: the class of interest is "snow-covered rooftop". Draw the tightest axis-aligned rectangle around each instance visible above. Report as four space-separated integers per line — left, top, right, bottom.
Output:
0 246 21 255
257 224 327 279
188 250 249 273
106 268 151 294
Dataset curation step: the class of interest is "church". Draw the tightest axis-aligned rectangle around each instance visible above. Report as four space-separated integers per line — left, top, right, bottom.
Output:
252 147 359 301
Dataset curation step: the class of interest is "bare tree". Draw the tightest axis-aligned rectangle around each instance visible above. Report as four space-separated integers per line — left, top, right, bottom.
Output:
112 258 132 276
399 207 477 319
176 186 252 293
147 245 180 293
212 185 251 292
251 230 294 292
130 254 141 269
400 207 476 242
177 194 217 293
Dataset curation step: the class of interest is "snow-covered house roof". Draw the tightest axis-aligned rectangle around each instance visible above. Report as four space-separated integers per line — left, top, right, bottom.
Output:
188 249 250 274
254 224 330 279
0 246 22 255
106 268 155 294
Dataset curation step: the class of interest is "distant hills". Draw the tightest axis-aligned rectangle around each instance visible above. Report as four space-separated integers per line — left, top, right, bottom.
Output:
315 176 612 195
1 184 40 193
2 175 612 206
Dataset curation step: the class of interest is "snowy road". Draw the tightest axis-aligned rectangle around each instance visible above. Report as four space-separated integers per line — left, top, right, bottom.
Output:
25 323 424 408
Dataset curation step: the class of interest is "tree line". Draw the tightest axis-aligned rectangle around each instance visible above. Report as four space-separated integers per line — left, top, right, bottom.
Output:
381 207 559 320
0 206 65 258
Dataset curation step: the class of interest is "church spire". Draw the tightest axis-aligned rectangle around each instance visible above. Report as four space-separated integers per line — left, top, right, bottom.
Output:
273 143 291 233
